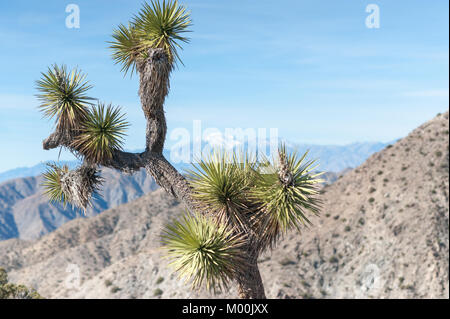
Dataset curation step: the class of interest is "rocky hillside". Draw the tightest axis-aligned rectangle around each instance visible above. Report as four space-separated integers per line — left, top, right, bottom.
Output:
0 111 448 298
257 111 449 299
0 167 157 241
0 189 192 298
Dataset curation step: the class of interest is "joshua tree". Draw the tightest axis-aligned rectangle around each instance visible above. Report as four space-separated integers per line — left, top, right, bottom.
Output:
37 0 322 299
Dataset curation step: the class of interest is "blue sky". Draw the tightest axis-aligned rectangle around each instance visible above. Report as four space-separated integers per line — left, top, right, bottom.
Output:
0 0 448 173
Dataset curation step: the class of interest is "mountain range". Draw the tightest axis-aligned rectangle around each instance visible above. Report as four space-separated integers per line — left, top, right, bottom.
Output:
0 111 447 298
0 140 388 242
0 141 389 184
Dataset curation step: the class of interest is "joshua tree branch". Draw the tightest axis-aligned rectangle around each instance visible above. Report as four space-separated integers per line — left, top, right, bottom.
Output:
42 139 194 210
42 131 66 150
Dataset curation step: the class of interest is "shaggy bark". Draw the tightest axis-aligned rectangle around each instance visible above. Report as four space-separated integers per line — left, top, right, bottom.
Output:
137 48 171 154
236 250 266 299
41 48 266 299
43 131 71 150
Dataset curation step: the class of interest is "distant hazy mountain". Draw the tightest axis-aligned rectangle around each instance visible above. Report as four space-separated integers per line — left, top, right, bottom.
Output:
283 141 390 173
0 161 79 184
166 140 390 175
168 137 389 172
0 141 389 183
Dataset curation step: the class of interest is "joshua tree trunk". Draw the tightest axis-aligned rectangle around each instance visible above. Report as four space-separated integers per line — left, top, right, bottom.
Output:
42 48 266 299
236 250 266 299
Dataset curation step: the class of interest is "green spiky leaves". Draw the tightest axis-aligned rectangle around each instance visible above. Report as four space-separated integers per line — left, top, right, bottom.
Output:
110 0 192 74
162 212 247 292
72 103 129 164
36 65 130 165
252 145 323 251
187 152 257 231
36 64 95 134
184 145 323 255
135 1 192 64
42 163 69 207
110 23 143 75
41 163 103 211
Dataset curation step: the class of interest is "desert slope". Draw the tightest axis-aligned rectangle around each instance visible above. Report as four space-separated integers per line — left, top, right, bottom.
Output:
1 111 448 299
257 111 449 298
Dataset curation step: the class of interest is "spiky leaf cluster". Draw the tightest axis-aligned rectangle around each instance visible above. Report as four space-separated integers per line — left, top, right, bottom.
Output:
251 146 323 251
110 0 192 74
185 146 322 251
42 163 103 211
59 165 103 211
186 152 257 231
42 163 69 207
161 212 247 292
35 64 94 134
72 103 129 164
